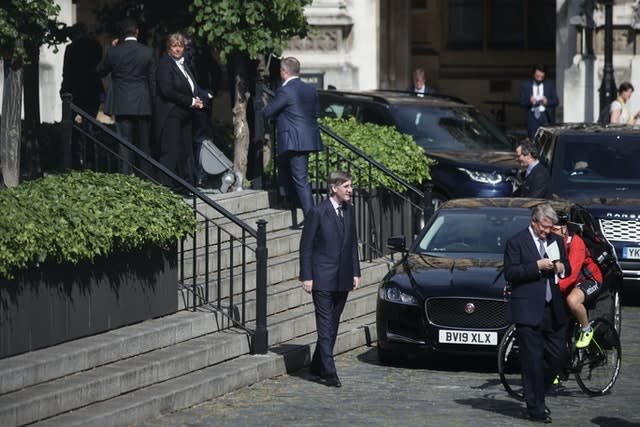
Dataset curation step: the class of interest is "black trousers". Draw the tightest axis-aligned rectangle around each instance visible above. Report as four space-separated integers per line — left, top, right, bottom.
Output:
310 290 349 378
516 303 567 417
115 115 152 176
157 109 195 188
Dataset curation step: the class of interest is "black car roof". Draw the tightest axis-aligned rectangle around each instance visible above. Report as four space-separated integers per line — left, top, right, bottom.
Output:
538 123 640 135
440 197 576 213
318 89 469 108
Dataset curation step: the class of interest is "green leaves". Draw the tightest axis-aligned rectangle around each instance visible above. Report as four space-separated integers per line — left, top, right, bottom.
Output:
313 117 435 192
0 171 195 279
188 0 311 63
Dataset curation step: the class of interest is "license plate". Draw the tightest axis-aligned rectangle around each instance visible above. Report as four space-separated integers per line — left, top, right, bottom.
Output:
623 247 640 259
438 330 498 346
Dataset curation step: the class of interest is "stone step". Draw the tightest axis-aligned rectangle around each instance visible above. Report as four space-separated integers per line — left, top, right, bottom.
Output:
192 189 272 219
31 314 378 427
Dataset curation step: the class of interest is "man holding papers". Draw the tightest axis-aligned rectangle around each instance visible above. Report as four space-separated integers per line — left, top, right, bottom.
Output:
503 203 571 423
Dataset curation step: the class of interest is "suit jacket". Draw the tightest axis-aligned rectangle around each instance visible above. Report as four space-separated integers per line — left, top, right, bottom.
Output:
299 198 360 292
515 162 551 198
97 39 156 117
262 77 323 155
519 79 559 123
504 227 570 326
154 52 208 139
60 35 104 116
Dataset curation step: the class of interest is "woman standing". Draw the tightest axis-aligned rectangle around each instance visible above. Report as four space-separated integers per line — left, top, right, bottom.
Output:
609 81 640 124
155 33 211 189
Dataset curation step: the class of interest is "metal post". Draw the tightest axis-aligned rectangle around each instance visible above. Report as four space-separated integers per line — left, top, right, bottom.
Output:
252 219 269 354
598 0 616 111
61 93 72 170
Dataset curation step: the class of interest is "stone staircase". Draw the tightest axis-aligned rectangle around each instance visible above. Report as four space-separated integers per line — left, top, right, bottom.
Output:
0 190 390 427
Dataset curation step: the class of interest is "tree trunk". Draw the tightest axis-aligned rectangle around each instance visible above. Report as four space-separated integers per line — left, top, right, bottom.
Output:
232 72 250 191
1 62 24 188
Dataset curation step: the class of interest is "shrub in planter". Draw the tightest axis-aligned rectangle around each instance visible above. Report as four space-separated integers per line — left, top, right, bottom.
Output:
0 171 196 357
311 117 434 191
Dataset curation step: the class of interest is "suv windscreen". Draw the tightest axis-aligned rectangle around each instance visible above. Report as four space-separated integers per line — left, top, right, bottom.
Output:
549 134 640 198
391 105 512 152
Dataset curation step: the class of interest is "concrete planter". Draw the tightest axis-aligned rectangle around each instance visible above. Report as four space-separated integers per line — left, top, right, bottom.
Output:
0 244 178 359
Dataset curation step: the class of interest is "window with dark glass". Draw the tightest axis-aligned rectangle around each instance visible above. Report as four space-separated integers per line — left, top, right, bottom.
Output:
447 0 483 49
528 0 555 49
488 0 524 49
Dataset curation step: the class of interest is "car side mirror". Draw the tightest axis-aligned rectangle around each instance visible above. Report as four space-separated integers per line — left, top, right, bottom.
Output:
387 235 406 252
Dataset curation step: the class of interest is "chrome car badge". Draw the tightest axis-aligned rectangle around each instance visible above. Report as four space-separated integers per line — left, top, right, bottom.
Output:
464 302 475 314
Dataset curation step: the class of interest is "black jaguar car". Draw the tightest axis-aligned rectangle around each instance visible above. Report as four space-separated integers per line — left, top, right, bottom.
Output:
376 198 622 363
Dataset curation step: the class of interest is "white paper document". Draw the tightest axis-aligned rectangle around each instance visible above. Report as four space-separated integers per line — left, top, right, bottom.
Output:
545 241 560 262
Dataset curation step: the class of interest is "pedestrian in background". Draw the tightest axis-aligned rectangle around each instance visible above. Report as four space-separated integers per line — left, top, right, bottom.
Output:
609 81 640 124
299 171 361 388
520 64 558 140
60 23 104 169
503 203 570 423
407 67 434 97
262 57 323 224
513 140 551 199
97 18 155 176
155 32 212 190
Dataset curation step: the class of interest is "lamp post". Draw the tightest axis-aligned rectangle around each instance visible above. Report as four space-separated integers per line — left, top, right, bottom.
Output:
598 0 617 111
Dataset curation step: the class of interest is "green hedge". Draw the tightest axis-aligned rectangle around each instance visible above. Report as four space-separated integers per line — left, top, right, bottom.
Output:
0 171 195 279
312 117 434 191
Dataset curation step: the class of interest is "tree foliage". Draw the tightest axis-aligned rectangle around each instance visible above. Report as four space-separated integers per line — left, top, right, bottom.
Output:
0 0 62 67
189 0 311 63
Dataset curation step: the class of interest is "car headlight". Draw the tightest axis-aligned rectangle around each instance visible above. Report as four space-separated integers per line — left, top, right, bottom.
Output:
379 286 419 305
457 168 504 185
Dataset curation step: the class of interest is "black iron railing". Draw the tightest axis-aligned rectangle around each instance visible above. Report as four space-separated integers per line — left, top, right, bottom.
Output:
60 94 268 353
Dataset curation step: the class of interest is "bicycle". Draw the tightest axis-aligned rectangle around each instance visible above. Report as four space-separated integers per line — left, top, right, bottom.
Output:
497 316 621 399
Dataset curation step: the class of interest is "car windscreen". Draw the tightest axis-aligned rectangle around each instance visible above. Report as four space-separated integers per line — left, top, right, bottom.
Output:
549 134 640 199
416 209 530 254
391 105 513 153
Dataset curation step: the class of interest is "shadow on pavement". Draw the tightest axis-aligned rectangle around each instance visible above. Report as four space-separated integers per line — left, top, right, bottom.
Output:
592 416 640 427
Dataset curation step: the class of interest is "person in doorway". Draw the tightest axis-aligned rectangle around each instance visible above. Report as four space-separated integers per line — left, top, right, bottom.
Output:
299 171 361 388
519 64 559 140
407 67 435 97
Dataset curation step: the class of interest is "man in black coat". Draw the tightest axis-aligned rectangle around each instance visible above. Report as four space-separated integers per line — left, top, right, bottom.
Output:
299 171 361 388
514 140 551 198
504 203 570 423
97 18 155 176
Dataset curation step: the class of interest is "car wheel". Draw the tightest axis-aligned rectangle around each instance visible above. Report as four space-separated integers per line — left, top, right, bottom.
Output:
377 346 405 365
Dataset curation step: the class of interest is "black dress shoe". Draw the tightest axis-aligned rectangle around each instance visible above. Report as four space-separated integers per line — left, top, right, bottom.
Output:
545 406 551 416
525 412 552 423
317 376 342 388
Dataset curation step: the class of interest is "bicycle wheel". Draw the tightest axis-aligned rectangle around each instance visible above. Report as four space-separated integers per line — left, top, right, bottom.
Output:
497 324 525 401
574 318 622 396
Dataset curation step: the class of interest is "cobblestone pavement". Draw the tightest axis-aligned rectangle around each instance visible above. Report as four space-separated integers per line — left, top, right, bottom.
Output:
136 296 640 427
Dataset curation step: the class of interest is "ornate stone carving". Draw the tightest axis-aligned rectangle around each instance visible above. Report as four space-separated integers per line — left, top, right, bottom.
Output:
288 29 341 51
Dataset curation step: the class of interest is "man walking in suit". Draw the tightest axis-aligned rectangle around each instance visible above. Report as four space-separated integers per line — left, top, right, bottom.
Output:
513 140 551 198
300 171 361 388
520 64 559 140
504 203 570 423
97 18 155 176
263 57 323 220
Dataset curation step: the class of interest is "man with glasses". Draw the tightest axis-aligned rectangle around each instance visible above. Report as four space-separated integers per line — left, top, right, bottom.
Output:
514 140 551 199
504 203 570 423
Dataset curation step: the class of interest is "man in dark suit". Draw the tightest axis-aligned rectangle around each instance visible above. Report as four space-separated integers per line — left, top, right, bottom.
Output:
407 67 435 97
514 140 551 198
97 18 155 176
299 171 361 388
263 57 324 220
520 64 559 140
504 203 570 423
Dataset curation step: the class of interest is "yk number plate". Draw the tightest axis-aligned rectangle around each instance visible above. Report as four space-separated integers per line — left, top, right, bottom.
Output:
438 330 498 346
622 246 640 260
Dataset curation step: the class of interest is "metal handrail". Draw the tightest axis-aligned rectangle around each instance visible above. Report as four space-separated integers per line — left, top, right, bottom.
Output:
61 94 268 353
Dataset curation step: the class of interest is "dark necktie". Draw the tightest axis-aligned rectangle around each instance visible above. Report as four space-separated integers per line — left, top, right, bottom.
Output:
337 205 344 228
538 239 552 302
